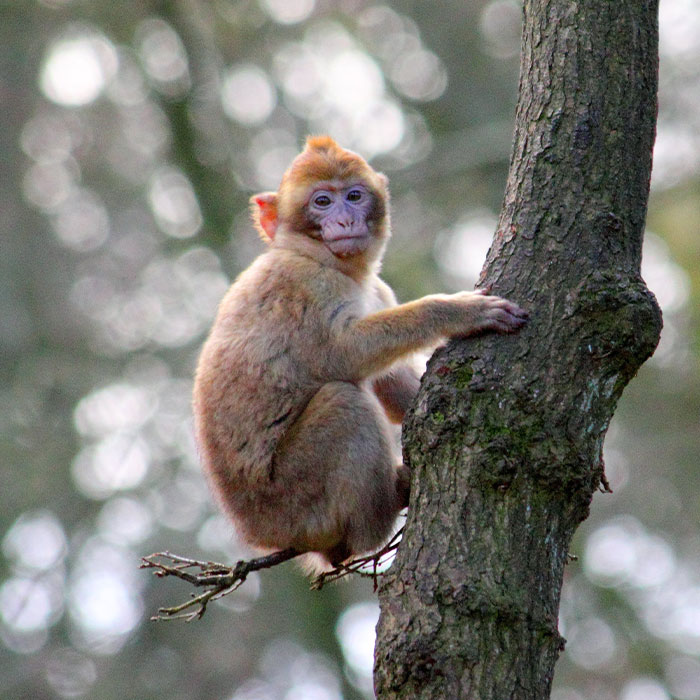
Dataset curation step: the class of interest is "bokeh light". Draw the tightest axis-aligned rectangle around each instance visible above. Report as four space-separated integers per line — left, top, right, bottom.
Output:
51 188 111 251
335 602 379 695
3 510 67 572
584 517 676 589
97 496 154 545
272 22 408 157
651 122 700 188
434 210 497 288
22 159 77 210
666 656 700 700
68 539 144 655
621 678 670 700
565 616 621 671
45 648 98 698
479 0 522 59
148 168 203 239
641 232 692 368
230 639 344 700
388 48 447 101
221 64 277 125
659 0 700 61
72 432 152 499
74 383 156 438
261 0 316 25
135 18 190 96
40 29 118 106
1 577 62 634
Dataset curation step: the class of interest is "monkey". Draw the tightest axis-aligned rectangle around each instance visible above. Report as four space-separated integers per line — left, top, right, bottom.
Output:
192 136 527 573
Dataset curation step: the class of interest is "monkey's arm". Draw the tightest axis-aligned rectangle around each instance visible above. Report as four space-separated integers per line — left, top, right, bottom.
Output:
334 292 527 378
372 363 422 424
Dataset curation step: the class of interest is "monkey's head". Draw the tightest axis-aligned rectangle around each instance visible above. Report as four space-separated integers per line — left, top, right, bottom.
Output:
250 136 390 265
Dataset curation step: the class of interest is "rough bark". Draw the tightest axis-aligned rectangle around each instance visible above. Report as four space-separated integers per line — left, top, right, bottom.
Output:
374 1 662 698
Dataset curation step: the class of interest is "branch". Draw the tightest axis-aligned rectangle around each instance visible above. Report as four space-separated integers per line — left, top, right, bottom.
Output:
140 548 300 621
311 528 404 591
141 528 403 621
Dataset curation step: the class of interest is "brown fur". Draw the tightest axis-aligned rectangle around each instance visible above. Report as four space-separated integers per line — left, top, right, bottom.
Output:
193 136 527 572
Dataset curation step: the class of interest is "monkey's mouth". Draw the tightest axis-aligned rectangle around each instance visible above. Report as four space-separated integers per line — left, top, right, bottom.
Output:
326 233 365 242
324 234 370 257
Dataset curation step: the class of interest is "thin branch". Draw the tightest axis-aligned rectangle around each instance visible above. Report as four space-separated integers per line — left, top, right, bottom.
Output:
140 548 300 621
141 528 404 621
311 528 404 591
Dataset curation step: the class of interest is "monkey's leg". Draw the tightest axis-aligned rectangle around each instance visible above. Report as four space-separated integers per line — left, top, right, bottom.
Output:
272 381 406 563
372 362 421 424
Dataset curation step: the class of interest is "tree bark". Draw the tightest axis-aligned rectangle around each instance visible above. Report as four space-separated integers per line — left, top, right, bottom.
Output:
374 1 662 698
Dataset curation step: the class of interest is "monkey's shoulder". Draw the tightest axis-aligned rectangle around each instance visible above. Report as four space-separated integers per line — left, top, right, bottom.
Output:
222 249 390 325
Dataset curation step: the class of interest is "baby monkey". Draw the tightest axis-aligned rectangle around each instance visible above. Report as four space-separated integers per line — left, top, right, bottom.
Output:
193 136 527 572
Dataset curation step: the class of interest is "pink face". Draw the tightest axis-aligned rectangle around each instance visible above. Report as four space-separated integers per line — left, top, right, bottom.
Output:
306 183 376 257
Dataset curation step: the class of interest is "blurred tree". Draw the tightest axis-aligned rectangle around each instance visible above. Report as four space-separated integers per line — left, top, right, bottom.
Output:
375 1 661 698
1 2 699 700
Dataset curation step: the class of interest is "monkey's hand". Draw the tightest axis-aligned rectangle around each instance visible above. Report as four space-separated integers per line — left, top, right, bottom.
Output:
453 290 529 336
329 290 528 377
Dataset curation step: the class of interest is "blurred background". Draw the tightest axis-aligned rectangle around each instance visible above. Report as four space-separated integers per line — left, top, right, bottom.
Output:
0 1 698 699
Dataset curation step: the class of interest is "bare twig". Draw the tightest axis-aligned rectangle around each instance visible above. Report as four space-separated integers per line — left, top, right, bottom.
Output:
140 548 300 621
311 528 404 591
141 528 404 621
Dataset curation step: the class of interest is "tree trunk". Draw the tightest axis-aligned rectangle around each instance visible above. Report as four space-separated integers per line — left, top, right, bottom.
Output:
374 1 662 698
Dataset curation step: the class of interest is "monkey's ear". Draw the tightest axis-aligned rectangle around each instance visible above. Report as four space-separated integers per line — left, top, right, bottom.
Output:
250 192 278 243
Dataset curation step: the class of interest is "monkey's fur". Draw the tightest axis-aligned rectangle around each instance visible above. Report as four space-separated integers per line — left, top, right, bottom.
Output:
193 136 527 572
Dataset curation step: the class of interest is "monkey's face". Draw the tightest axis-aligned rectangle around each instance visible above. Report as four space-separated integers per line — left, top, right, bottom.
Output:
305 182 379 258
252 137 391 264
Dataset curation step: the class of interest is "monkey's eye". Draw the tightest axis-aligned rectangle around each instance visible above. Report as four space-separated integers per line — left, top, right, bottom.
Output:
346 189 363 202
312 194 332 208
